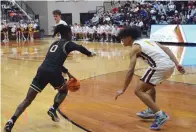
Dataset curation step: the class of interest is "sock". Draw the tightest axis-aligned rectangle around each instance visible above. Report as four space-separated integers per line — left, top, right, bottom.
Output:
155 110 163 116
53 102 59 110
11 116 17 124
147 108 153 113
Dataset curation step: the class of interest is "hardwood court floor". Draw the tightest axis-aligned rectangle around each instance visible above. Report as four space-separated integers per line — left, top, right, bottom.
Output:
1 39 196 132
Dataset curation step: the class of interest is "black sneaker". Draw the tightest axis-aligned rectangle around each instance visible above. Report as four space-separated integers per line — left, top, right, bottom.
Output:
4 120 14 132
47 107 60 122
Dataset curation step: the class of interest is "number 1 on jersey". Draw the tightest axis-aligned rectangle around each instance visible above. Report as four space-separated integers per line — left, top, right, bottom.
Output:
50 45 58 52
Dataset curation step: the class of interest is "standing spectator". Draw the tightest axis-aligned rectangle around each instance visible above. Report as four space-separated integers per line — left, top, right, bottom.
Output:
16 23 21 41
167 2 176 16
11 24 16 36
2 21 9 42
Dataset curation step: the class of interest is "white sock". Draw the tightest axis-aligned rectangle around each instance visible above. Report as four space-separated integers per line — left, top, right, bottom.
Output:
155 110 163 116
8 119 13 123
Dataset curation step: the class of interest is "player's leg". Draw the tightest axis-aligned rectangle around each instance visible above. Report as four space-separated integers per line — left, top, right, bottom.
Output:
16 31 18 41
135 81 160 113
136 87 156 119
18 31 21 41
4 88 39 132
147 87 156 102
4 67 47 132
135 67 174 129
3 32 6 42
136 68 158 119
135 81 169 130
48 72 68 122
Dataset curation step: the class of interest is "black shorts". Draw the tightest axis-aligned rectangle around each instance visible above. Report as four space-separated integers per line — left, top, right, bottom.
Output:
30 66 65 93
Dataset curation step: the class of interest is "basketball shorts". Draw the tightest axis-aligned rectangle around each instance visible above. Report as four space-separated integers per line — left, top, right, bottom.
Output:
140 67 174 86
30 66 65 93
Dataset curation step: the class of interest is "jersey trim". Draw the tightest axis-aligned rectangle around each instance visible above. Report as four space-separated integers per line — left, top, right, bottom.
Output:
140 68 156 86
140 52 156 68
63 41 70 55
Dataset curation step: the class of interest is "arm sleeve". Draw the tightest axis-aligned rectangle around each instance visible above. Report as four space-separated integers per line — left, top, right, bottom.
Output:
61 66 68 73
65 41 92 56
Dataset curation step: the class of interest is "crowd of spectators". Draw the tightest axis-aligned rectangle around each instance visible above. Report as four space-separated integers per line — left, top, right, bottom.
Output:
1 0 30 22
90 1 196 36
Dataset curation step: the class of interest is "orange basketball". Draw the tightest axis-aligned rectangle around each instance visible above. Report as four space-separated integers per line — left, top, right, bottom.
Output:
67 78 80 92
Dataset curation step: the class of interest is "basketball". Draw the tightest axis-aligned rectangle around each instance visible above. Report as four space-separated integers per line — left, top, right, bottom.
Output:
67 78 80 92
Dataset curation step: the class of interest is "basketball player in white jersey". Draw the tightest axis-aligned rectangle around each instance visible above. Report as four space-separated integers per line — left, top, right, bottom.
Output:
53 10 67 39
115 27 185 130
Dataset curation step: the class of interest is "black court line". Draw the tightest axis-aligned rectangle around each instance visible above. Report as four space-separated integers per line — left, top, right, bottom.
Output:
57 108 91 132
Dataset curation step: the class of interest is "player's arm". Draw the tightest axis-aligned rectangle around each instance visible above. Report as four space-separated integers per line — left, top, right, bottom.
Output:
157 43 179 65
122 44 141 92
115 45 141 100
157 43 185 74
66 41 96 57
62 66 68 73
61 66 76 80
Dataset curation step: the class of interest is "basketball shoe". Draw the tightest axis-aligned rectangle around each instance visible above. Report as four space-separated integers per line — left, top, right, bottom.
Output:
136 108 155 119
4 120 14 132
47 107 60 122
150 111 169 130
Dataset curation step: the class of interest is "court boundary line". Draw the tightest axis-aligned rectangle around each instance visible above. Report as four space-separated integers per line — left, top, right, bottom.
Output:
57 108 91 132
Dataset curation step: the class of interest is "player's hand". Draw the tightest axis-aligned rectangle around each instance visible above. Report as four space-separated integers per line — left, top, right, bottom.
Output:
89 52 96 57
176 64 185 74
115 89 124 100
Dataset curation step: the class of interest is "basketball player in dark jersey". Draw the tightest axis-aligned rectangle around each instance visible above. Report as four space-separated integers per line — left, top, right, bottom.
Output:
4 24 96 132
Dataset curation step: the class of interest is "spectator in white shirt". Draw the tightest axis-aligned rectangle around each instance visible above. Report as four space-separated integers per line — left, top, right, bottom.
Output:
53 10 67 39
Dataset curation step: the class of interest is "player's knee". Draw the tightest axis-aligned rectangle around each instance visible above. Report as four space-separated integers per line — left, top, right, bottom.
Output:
58 84 68 94
134 87 143 96
134 89 140 96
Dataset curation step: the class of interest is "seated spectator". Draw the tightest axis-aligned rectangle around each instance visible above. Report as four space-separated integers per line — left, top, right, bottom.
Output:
159 16 168 24
192 15 196 24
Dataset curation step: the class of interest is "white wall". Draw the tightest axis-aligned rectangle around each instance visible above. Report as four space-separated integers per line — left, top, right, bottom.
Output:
25 1 48 34
47 1 103 35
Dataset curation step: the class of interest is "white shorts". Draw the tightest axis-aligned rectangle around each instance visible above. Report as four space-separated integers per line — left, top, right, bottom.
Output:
140 67 174 86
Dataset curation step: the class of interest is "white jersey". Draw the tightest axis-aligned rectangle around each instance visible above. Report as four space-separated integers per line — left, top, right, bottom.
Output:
71 26 74 33
133 39 175 69
54 20 67 39
55 20 67 26
88 27 94 34
93 26 97 32
100 26 105 34
11 25 16 33
111 26 117 36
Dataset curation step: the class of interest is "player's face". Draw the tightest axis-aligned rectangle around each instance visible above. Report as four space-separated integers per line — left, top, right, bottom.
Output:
53 14 61 23
121 37 132 46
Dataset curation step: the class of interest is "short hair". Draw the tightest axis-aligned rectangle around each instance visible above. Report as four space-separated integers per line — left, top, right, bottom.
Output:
117 26 141 40
53 24 71 38
53 10 61 16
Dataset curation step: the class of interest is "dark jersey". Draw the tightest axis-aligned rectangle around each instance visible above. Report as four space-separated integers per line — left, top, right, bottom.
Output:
41 39 92 71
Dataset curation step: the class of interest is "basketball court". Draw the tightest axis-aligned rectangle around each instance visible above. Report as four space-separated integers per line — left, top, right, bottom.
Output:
1 39 196 132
